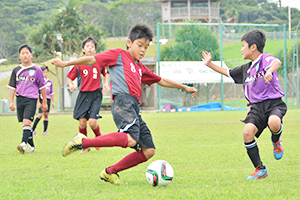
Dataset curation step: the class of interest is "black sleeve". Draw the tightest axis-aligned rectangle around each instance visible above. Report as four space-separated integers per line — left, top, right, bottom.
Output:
229 66 244 84
7 67 19 89
229 63 250 84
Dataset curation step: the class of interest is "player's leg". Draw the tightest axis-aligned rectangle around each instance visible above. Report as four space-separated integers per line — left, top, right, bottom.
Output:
78 118 90 153
43 112 50 135
32 111 42 136
243 123 267 180
43 99 51 135
79 118 88 136
268 115 284 160
100 115 155 184
89 119 101 137
268 100 287 160
100 147 153 185
89 90 102 137
16 96 26 153
62 94 137 156
16 97 36 153
73 91 89 137
23 98 37 153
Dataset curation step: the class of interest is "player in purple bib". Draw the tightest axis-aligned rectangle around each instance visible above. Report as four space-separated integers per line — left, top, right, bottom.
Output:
8 44 48 154
32 65 55 136
202 30 287 180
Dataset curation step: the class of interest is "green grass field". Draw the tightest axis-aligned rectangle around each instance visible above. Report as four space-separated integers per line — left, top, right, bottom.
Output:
1 109 299 199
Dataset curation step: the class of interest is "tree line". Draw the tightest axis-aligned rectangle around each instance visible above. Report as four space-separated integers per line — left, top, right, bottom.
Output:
0 0 299 61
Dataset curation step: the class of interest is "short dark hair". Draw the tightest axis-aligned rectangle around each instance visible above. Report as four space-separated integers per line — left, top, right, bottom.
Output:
127 24 153 49
241 30 266 53
81 36 98 54
18 44 32 53
41 65 49 71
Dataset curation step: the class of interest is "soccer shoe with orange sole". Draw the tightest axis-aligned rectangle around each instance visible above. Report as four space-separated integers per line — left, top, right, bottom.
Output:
246 165 268 180
80 147 91 154
100 169 123 185
62 133 86 157
272 139 284 160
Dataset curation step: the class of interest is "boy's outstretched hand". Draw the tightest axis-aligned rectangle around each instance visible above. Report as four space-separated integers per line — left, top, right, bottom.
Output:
51 58 66 67
185 86 197 98
202 51 212 66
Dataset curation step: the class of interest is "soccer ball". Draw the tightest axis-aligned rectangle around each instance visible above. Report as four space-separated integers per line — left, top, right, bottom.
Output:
146 160 174 187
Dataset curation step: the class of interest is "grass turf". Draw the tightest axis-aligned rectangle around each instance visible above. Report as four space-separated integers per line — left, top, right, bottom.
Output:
1 109 299 199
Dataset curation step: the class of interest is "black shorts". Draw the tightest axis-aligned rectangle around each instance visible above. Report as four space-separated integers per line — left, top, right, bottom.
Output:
73 90 103 120
111 93 155 152
38 99 51 113
16 96 37 122
242 98 287 138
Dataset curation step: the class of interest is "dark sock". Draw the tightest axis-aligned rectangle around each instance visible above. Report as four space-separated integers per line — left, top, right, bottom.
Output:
44 120 48 132
245 140 263 168
271 124 283 143
82 132 128 149
22 126 32 144
32 117 41 131
28 131 34 147
106 151 148 174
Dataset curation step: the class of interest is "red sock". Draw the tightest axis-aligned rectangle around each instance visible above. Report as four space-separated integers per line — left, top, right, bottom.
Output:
92 124 101 137
106 151 148 174
82 132 128 148
79 127 87 136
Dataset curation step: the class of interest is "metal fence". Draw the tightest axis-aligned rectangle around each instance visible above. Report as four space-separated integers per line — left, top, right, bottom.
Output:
156 22 292 110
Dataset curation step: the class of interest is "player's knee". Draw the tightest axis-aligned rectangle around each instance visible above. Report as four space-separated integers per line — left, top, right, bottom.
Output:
127 135 137 147
44 113 49 119
143 148 155 159
268 116 281 132
89 121 97 129
243 129 255 141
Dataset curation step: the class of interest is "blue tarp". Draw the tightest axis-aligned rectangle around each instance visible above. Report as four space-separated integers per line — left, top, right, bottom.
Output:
176 102 247 112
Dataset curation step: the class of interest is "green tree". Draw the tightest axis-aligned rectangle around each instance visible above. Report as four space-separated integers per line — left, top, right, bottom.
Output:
28 0 106 89
161 25 220 61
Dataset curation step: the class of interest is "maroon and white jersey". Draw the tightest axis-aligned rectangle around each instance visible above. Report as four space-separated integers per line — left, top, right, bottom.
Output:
67 63 107 92
94 48 161 103
7 64 47 99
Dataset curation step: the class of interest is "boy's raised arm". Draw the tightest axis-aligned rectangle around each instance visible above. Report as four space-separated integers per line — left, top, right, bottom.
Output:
51 56 97 68
158 78 197 98
202 51 229 77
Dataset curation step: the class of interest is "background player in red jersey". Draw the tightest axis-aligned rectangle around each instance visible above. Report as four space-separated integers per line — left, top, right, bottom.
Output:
67 36 110 153
52 24 197 184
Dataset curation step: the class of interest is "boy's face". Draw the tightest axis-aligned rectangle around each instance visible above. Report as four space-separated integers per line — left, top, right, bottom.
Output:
127 38 150 62
19 47 32 65
42 69 49 78
241 40 258 60
82 41 96 56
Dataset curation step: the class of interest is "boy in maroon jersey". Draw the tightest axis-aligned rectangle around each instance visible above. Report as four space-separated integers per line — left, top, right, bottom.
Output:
51 24 197 184
67 36 110 153
8 44 48 154
32 65 55 136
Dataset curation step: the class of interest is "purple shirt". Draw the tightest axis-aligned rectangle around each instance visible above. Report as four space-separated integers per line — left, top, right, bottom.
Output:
7 64 47 99
229 53 284 103
41 78 54 99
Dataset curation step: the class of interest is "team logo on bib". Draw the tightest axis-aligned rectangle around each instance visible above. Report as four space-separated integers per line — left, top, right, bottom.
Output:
29 70 35 76
130 63 136 73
